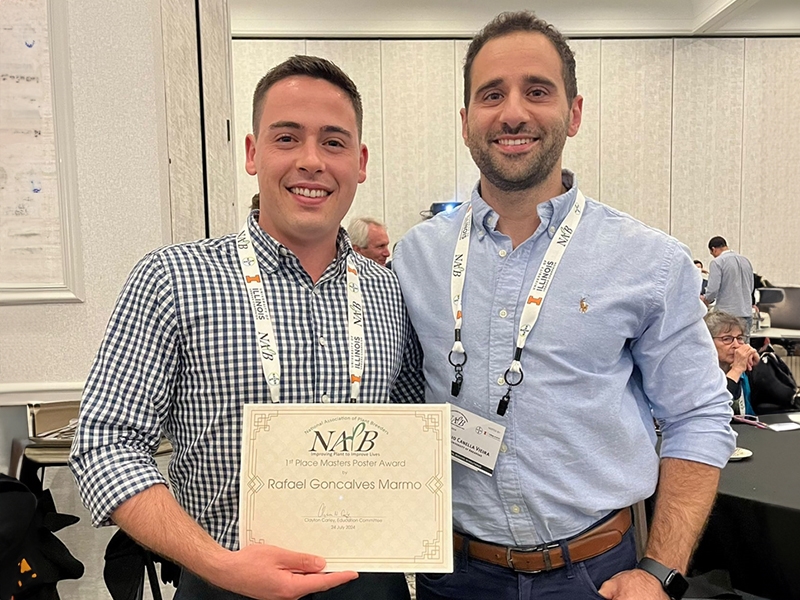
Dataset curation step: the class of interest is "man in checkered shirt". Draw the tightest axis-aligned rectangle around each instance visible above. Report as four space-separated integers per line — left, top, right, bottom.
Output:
69 56 422 600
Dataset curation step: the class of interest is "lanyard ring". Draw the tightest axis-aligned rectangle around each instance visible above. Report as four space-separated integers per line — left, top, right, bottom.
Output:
503 366 524 387
448 350 468 367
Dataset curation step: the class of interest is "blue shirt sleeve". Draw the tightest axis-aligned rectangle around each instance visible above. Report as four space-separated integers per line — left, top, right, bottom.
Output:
631 241 735 468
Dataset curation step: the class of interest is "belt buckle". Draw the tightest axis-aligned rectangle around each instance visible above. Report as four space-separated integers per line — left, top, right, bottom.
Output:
505 542 560 573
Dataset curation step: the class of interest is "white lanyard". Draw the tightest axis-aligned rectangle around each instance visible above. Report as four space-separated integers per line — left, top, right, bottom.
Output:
236 223 365 404
449 190 586 415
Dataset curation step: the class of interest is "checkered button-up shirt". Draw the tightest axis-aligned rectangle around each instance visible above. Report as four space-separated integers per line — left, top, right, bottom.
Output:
69 214 423 549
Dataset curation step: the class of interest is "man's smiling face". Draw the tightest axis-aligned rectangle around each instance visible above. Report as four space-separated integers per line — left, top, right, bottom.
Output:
245 75 367 249
462 32 581 193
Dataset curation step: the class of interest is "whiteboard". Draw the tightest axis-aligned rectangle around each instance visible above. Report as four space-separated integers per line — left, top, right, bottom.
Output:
0 0 83 304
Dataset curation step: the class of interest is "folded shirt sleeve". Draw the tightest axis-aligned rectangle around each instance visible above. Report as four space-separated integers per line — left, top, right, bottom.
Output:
69 252 179 527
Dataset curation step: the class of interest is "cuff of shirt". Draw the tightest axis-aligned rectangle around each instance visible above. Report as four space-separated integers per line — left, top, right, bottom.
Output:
659 418 737 469
69 445 169 527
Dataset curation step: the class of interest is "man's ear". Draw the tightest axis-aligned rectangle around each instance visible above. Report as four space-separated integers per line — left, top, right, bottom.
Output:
358 143 368 184
567 95 583 138
245 133 258 176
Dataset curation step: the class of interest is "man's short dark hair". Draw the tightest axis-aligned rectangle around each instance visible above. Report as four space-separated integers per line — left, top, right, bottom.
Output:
252 55 363 139
463 11 577 110
694 260 703 268
708 236 727 250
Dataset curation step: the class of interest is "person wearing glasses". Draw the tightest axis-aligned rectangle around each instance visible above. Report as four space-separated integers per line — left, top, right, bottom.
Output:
704 311 759 416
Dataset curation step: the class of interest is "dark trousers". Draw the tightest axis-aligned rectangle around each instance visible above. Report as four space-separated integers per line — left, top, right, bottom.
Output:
174 571 410 600
416 528 637 600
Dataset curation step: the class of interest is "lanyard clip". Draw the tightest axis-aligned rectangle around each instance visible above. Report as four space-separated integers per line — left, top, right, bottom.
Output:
497 388 511 416
449 348 468 398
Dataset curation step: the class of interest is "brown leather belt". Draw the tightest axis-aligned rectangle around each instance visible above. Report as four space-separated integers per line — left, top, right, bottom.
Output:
454 508 632 573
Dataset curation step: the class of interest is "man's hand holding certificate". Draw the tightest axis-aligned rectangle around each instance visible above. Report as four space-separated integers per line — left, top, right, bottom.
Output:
240 405 452 572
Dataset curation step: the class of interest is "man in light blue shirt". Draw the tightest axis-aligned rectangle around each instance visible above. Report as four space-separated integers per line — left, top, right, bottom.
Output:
704 236 755 341
393 11 735 600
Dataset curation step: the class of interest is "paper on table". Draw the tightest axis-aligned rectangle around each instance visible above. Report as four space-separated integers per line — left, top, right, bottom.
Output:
787 413 800 424
767 422 800 432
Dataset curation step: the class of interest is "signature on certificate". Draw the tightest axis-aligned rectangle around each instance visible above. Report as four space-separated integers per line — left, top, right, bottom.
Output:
317 503 352 518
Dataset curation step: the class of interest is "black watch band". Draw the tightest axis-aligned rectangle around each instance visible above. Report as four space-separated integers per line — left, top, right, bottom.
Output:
635 557 689 600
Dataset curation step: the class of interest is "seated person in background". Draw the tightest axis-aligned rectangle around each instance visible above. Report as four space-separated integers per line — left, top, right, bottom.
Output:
694 259 708 295
705 311 759 416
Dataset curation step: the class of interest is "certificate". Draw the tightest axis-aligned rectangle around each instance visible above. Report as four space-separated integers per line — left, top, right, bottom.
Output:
240 404 452 572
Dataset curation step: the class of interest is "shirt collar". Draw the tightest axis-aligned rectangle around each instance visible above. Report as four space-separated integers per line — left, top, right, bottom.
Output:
246 210 352 278
469 170 579 239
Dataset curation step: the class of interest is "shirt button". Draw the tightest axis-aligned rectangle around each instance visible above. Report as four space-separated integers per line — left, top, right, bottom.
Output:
498 249 507 258
500 443 508 453
497 376 505 386
499 309 508 318
321 394 330 403
511 504 521 514
312 288 320 296
319 336 326 346
549 226 556 235
279 247 288 256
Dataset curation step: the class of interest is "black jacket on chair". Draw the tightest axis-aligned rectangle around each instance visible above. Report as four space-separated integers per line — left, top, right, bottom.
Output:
0 474 84 600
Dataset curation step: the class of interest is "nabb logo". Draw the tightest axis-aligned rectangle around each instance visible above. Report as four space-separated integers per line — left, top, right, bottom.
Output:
309 422 378 453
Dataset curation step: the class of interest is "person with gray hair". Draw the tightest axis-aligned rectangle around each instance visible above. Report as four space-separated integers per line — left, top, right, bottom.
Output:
704 311 759 416
347 216 390 266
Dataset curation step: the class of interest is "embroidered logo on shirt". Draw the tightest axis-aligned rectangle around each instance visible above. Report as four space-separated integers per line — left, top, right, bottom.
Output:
579 298 589 313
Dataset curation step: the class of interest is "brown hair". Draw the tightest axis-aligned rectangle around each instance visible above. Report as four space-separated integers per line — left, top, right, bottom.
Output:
252 55 363 138
463 11 577 110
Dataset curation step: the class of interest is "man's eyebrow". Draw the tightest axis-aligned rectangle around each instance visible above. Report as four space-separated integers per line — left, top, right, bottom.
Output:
321 125 353 139
523 75 557 88
473 78 504 99
269 120 303 130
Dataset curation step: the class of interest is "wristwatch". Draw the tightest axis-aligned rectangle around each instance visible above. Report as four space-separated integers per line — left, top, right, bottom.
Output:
635 557 689 600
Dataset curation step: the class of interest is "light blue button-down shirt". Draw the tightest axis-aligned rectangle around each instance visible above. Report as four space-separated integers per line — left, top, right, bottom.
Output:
393 172 735 546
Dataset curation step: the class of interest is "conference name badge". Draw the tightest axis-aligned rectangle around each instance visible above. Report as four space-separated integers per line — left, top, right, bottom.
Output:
449 405 505 476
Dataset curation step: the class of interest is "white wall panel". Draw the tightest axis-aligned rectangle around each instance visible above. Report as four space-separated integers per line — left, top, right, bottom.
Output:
201 0 238 237
306 41 384 229
600 40 673 232
454 40 479 204
741 38 800 286
0 0 171 383
231 40 305 222
161 0 205 242
563 39 601 201
671 38 744 263
381 41 456 241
